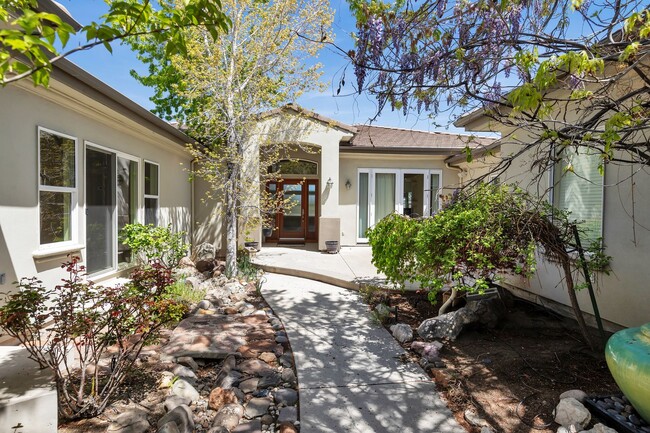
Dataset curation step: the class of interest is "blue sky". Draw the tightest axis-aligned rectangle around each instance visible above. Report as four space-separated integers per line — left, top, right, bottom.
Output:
56 0 462 132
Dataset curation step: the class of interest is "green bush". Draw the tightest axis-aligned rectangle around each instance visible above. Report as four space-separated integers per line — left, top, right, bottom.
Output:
164 280 207 306
119 223 188 268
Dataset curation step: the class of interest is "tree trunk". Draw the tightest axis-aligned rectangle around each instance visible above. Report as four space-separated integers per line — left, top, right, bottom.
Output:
559 254 594 351
225 162 239 277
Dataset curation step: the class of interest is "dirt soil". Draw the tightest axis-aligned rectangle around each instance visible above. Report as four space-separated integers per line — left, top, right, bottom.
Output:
377 290 620 433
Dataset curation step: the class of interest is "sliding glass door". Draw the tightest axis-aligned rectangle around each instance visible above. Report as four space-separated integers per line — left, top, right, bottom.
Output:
86 145 139 275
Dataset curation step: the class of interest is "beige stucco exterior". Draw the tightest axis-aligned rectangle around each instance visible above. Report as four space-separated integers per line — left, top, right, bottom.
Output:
455 69 650 329
0 74 192 300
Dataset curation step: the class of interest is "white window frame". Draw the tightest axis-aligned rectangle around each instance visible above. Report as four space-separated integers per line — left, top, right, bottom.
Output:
548 147 605 243
357 168 443 243
428 169 443 215
144 160 160 226
84 142 141 277
37 126 79 249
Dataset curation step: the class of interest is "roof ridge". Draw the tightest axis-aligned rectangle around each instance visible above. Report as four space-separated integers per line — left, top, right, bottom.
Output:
353 123 495 138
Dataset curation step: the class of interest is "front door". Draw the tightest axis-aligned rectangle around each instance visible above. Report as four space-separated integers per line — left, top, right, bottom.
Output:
267 179 318 242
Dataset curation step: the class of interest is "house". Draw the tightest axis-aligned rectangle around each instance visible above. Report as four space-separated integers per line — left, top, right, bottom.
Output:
192 104 497 251
453 65 650 330
0 49 195 321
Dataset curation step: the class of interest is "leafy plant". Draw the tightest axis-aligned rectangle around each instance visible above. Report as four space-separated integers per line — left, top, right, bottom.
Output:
119 223 188 269
0 257 185 420
237 250 260 281
164 280 207 307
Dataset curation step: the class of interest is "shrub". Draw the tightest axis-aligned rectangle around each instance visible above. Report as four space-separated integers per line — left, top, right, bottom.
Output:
0 257 185 420
119 223 188 268
164 280 207 307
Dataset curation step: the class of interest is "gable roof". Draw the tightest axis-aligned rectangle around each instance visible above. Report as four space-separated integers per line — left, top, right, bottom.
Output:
342 124 496 154
260 103 358 135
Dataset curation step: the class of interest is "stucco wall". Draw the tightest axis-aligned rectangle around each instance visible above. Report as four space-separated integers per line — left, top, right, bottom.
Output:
339 153 462 246
0 82 192 296
457 131 650 328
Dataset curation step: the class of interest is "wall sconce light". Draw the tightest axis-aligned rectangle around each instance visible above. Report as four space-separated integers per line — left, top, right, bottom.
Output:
345 179 352 190
326 177 334 188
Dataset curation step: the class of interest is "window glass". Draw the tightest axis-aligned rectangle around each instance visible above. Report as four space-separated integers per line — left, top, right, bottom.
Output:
40 130 75 188
358 173 369 238
117 158 138 264
40 191 72 244
554 148 603 243
145 197 159 226
430 173 440 215
145 162 159 196
144 162 160 225
269 160 318 175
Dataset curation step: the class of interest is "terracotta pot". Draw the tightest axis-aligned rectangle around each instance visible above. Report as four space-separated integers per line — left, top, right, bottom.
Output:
605 322 650 423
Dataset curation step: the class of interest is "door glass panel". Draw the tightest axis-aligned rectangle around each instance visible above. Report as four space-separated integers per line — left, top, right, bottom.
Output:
403 173 424 217
86 149 115 274
430 173 440 215
307 183 316 233
374 173 396 224
358 173 369 238
117 158 138 265
282 184 303 233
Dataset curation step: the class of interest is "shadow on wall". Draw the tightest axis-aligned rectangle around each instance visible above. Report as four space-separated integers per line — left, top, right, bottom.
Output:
192 200 226 255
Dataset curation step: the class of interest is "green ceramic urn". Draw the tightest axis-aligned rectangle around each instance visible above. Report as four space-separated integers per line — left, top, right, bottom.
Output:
605 322 650 423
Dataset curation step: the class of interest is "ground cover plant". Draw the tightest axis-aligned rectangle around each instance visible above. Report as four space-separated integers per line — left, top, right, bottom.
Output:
368 183 609 348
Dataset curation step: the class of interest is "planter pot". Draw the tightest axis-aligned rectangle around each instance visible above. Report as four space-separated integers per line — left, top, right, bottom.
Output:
325 240 339 254
244 241 260 251
262 227 273 238
605 322 650 423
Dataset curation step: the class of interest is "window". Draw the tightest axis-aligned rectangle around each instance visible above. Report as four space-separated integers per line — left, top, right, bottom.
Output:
552 147 604 243
39 128 77 246
268 159 318 175
144 161 160 225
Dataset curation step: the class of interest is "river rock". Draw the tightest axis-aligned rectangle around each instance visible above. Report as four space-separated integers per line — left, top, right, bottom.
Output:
417 308 477 341
559 389 588 403
274 388 298 407
164 396 191 413
171 379 200 403
107 408 150 433
157 405 194 433
195 243 216 272
212 403 244 430
244 397 272 419
209 387 239 411
465 298 505 328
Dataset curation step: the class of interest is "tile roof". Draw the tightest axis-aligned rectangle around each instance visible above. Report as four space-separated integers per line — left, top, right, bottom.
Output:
343 125 496 153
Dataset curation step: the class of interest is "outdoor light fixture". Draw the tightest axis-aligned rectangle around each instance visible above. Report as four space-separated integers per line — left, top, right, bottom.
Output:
345 179 352 190
327 177 334 188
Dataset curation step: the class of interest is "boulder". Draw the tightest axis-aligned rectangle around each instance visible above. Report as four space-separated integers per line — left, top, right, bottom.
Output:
417 308 477 341
107 408 150 433
172 365 197 382
374 303 391 320
208 387 239 411
274 388 298 407
157 422 180 433
389 323 414 343
584 424 618 433
411 341 444 362
164 396 191 413
465 298 505 328
176 356 199 372
554 397 591 429
212 403 244 430
194 243 216 272
244 397 272 419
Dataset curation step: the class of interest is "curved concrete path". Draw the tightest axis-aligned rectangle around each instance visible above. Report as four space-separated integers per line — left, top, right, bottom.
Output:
261 273 465 433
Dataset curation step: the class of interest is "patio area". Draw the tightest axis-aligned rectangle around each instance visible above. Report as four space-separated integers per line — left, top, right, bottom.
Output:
251 245 389 290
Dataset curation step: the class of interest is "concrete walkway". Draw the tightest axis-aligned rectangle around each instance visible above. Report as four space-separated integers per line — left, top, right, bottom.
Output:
261 273 465 433
252 245 388 290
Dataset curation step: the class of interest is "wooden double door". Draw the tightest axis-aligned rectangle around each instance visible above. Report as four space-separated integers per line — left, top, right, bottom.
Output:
266 179 318 243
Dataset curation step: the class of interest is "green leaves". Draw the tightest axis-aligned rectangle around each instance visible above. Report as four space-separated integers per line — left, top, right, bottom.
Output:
1 0 229 87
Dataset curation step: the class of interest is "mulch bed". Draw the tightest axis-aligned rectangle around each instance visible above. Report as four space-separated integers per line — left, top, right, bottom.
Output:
369 288 620 433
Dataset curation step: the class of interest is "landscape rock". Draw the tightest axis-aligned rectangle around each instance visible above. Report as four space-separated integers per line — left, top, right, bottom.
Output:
195 243 216 272
157 405 194 433
176 356 199 372
389 323 414 343
259 352 277 364
258 372 282 388
465 298 505 328
279 353 293 367
239 377 260 393
164 396 191 413
237 359 274 376
173 365 197 382
556 425 580 433
559 389 589 403
208 387 239 411
281 368 297 385
157 422 180 433
584 424 618 433
212 403 244 430
216 369 242 389
278 406 298 423
374 303 391 319
464 408 490 427
197 299 214 310
171 379 200 403
184 276 203 291
417 308 477 341
554 397 591 429
411 341 443 362
232 420 263 432
107 408 150 433
261 414 274 425
163 315 247 359
274 388 298 407
244 397 272 419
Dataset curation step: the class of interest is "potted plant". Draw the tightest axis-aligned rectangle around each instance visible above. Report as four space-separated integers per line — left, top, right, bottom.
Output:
325 240 339 254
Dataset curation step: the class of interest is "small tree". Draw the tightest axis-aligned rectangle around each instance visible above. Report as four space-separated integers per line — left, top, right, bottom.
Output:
0 257 186 420
368 183 609 349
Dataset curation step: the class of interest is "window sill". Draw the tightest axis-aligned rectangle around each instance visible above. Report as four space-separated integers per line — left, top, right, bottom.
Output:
32 244 84 262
